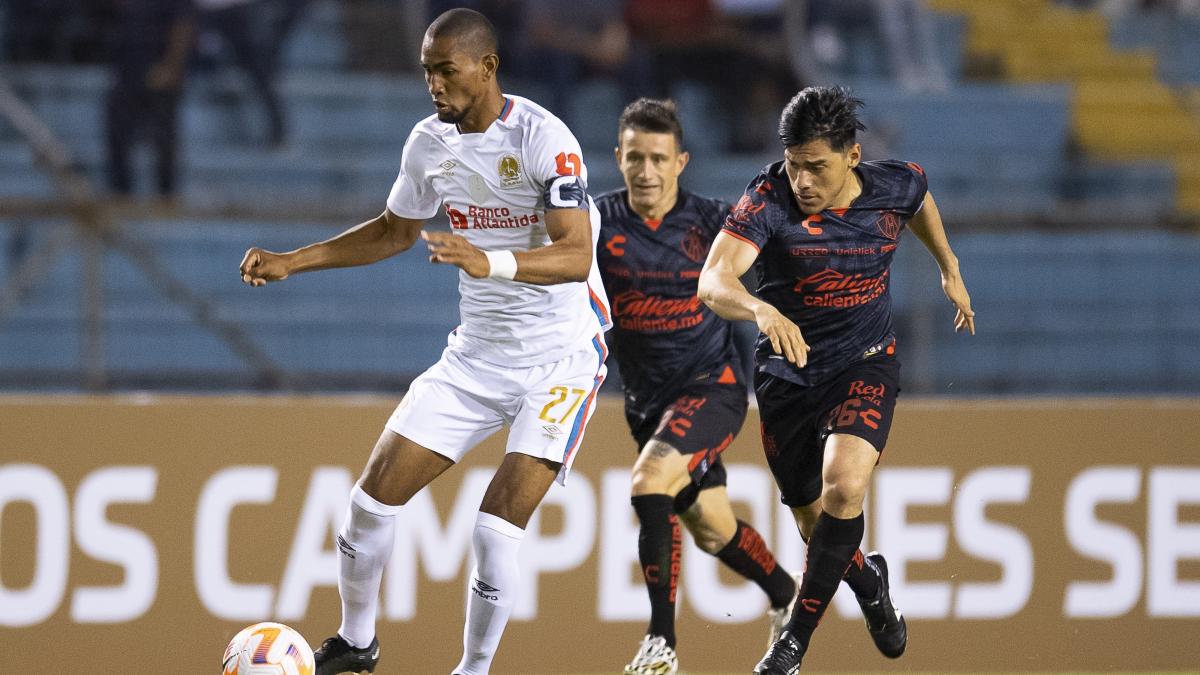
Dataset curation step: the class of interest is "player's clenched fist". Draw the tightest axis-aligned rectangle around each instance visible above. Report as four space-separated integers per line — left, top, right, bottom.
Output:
240 247 291 286
754 302 810 367
421 231 489 278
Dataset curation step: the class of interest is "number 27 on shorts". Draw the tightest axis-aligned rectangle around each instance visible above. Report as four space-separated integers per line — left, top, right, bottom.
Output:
538 386 587 424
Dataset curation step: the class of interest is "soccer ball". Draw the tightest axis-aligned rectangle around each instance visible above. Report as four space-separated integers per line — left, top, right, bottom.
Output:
222 622 315 675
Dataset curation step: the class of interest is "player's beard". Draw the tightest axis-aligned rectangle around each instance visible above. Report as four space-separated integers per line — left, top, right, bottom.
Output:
436 97 471 125
436 107 466 124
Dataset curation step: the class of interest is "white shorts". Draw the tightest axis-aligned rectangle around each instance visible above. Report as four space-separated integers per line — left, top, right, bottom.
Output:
385 332 608 484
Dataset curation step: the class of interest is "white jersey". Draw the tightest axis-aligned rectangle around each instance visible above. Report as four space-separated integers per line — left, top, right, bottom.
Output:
387 95 612 367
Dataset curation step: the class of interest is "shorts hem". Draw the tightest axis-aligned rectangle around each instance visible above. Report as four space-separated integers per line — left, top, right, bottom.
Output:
504 447 574 486
820 427 885 453
384 419 462 464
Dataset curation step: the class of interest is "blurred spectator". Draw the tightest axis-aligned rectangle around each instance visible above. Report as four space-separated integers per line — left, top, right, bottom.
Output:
5 0 111 63
5 0 67 61
105 0 194 198
626 0 795 152
1078 0 1200 15
194 0 287 146
508 0 653 128
268 0 315 70
797 0 949 92
427 0 525 68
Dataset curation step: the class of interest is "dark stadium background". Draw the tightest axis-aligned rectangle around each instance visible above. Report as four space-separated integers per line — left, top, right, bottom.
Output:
0 1 1197 673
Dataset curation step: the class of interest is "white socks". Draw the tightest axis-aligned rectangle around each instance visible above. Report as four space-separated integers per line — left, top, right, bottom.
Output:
336 483 400 648
453 512 526 675
333 488 525 674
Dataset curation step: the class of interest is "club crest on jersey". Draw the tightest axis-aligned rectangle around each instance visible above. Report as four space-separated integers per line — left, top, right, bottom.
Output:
876 211 901 240
497 153 522 188
681 225 709 263
467 174 490 203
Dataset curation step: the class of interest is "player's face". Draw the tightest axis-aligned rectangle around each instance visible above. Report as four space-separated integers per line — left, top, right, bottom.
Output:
783 139 861 215
421 36 493 124
615 128 689 217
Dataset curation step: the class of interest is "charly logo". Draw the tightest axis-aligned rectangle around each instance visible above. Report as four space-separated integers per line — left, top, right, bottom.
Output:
681 225 708 263
605 234 627 257
497 153 522 188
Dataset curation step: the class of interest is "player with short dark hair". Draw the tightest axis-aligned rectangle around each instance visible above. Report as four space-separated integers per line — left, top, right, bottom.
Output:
240 8 611 675
596 98 799 675
698 86 976 674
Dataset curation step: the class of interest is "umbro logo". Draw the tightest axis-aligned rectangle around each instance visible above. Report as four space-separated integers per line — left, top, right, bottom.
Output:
440 159 457 175
336 535 356 559
471 578 500 601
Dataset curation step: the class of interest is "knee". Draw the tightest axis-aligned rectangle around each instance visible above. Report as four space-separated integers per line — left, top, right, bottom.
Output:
692 528 727 555
821 475 869 518
631 464 671 496
791 502 822 539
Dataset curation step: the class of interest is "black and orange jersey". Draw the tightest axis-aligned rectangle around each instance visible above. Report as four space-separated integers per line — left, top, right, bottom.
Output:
595 189 742 421
722 159 928 387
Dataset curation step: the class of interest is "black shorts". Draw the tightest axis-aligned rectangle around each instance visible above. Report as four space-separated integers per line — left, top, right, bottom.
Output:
755 355 900 507
628 367 749 512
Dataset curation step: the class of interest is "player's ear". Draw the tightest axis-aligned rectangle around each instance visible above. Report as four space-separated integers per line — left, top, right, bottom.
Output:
676 150 690 175
480 52 499 80
613 145 622 166
846 142 861 168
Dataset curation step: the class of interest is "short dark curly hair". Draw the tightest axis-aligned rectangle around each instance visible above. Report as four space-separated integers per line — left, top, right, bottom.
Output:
618 98 684 149
778 86 866 151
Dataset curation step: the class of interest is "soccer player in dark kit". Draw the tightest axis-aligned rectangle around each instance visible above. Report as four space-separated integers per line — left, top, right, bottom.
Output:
595 98 799 675
698 86 976 674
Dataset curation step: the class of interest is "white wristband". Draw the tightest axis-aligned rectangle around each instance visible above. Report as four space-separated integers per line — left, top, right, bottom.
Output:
484 250 518 280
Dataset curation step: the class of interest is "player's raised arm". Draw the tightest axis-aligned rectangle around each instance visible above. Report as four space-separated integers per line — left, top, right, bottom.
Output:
699 231 810 366
240 209 423 286
907 191 976 334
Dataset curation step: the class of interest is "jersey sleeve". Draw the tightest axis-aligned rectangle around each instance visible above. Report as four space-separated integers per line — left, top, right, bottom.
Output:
526 118 590 211
904 161 929 215
386 129 440 220
880 160 929 216
703 197 734 239
721 176 773 252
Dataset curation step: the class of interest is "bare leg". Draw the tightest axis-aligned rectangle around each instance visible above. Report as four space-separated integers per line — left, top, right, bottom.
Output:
684 486 798 612
478 452 562 527
680 486 738 553
358 428 455 506
781 433 880 650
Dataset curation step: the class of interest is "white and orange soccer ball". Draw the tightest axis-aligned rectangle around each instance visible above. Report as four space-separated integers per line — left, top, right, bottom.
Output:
222 622 315 675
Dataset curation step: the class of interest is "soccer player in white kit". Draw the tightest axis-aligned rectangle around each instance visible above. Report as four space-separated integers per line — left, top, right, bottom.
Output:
238 9 611 675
